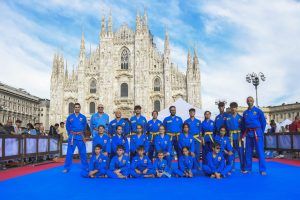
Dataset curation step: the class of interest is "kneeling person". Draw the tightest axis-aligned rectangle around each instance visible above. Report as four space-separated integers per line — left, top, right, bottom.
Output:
202 143 231 179
107 145 130 179
81 144 108 178
131 146 155 178
173 146 199 178
153 151 172 178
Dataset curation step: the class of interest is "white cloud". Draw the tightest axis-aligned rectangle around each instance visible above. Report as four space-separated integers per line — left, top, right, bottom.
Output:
197 0 300 112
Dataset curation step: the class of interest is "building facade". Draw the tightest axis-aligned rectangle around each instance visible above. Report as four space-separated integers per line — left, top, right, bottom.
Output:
237 102 300 123
0 82 50 128
50 11 202 124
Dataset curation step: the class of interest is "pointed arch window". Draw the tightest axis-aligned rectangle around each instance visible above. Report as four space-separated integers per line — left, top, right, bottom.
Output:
68 103 74 114
154 77 161 91
90 102 95 114
90 79 97 93
154 100 161 111
121 83 128 97
121 49 129 69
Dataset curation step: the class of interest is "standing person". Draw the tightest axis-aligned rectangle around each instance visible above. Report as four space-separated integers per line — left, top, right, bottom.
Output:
108 110 130 137
90 104 109 138
289 116 300 133
4 119 14 134
184 108 201 161
27 123 37 135
63 103 88 173
34 123 41 135
58 122 68 141
92 125 111 156
14 119 22 134
154 125 172 167
201 111 215 164
163 106 183 158
214 101 229 135
111 125 129 158
130 124 149 159
226 102 245 171
178 123 195 157
147 110 162 160
243 96 267 175
130 105 147 135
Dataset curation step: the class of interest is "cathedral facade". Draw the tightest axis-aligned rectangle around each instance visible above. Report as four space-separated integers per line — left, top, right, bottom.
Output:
50 11 201 124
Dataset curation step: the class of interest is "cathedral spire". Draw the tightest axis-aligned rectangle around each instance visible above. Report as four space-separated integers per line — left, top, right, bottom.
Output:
100 15 106 38
164 28 170 56
79 31 86 63
187 49 192 70
193 47 199 71
143 8 148 31
136 10 141 32
108 10 113 36
65 59 68 80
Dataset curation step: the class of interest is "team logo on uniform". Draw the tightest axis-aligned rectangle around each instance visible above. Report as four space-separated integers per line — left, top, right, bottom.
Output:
144 159 147 163
103 160 106 162
218 157 221 161
164 141 167 144
131 120 136 123
112 123 116 126
253 111 257 115
123 160 126 164
176 118 179 121
70 118 74 122
223 117 226 120
211 122 213 125
104 140 107 143
99 158 102 162
197 123 200 126
238 119 241 122
122 140 125 143
190 139 192 143
79 118 83 121
143 120 146 123
227 118 230 121
158 123 161 126
167 120 172 123
122 122 125 126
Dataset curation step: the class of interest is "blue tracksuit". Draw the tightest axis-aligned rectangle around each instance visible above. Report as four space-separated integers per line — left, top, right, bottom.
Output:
173 155 199 177
214 113 229 133
108 118 130 137
163 115 183 157
201 119 215 163
111 134 129 156
154 134 172 167
214 135 234 168
153 158 172 177
243 106 267 173
184 118 202 161
130 115 147 134
178 133 195 156
64 113 88 171
202 152 231 177
81 154 108 177
226 113 245 170
147 119 162 160
90 112 109 138
92 133 111 154
107 155 130 178
130 155 155 178
130 133 149 156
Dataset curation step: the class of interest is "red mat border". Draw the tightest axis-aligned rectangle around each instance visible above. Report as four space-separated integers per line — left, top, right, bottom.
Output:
0 159 299 181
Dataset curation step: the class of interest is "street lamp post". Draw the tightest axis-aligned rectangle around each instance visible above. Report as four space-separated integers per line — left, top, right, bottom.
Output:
246 72 266 107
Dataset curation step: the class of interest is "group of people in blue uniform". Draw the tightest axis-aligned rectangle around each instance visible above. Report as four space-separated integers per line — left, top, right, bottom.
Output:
63 96 267 179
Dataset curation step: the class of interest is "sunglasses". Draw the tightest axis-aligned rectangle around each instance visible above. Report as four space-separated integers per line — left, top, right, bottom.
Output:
98 107 104 108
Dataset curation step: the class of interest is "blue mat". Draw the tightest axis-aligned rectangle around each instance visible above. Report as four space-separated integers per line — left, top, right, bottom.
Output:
1 162 300 200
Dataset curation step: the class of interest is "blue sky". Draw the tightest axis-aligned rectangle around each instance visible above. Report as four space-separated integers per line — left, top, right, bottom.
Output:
0 0 299 112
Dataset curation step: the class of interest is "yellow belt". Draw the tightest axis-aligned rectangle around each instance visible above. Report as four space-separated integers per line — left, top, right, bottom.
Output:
204 132 214 143
229 130 241 147
193 135 202 143
166 132 180 140
149 132 159 142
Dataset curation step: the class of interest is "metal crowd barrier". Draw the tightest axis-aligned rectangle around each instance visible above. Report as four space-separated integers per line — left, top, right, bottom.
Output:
0 134 60 162
264 132 300 152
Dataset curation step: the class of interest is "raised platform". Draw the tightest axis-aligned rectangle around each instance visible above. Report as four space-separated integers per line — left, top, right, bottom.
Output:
1 159 300 200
